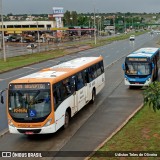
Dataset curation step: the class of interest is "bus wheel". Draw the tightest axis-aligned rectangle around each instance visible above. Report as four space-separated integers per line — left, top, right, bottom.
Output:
63 111 69 129
91 89 96 104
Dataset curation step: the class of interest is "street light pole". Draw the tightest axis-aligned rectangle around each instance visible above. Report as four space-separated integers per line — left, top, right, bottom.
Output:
1 0 6 61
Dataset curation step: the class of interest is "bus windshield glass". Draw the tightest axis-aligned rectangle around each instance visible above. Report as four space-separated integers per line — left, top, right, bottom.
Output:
8 89 51 119
125 62 151 75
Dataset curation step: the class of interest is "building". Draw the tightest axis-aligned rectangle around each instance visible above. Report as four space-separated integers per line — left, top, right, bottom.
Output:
0 21 63 34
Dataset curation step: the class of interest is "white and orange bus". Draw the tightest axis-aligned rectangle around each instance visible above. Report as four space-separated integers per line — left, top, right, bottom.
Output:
1 56 105 135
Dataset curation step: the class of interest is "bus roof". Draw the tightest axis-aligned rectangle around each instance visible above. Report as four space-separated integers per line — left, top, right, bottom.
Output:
127 47 159 58
10 56 103 84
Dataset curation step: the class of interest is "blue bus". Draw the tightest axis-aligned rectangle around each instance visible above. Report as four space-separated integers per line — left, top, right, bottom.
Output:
122 47 159 87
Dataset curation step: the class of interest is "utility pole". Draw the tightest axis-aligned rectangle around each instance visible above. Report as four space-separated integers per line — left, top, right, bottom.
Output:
113 16 116 35
132 16 134 29
94 6 96 45
36 21 40 52
124 13 126 32
1 0 6 61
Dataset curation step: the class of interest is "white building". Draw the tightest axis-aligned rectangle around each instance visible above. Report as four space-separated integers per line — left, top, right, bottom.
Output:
0 21 61 29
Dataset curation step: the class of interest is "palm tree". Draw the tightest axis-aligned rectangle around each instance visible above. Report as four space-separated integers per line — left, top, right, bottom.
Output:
143 81 160 111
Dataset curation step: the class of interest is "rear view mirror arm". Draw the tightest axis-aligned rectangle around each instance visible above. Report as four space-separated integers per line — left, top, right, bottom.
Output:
0 88 8 104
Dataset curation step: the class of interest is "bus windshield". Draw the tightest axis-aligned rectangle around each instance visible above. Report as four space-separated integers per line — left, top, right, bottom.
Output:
8 89 51 119
125 62 151 75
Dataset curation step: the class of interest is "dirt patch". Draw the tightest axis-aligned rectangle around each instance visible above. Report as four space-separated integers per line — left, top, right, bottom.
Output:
142 128 151 140
65 45 92 54
153 133 160 139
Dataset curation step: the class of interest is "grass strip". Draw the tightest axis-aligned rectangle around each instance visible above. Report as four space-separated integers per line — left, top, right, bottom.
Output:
90 105 160 160
0 49 66 73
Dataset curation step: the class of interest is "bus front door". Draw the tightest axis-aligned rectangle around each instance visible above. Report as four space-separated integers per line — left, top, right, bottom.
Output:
70 76 78 114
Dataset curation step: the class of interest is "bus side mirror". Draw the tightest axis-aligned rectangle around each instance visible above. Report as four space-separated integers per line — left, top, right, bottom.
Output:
1 95 4 104
122 64 125 70
152 63 155 69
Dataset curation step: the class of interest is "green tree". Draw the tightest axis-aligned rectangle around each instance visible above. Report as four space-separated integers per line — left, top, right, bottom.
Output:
71 11 78 26
143 81 160 111
7 13 13 16
64 10 71 26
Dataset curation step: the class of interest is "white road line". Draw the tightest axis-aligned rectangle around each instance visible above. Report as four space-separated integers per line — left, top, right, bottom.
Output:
48 60 60 62
23 67 37 70
0 63 58 81
0 70 37 81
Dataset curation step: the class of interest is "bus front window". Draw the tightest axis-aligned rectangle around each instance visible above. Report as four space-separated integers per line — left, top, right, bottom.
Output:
125 62 151 75
8 90 51 119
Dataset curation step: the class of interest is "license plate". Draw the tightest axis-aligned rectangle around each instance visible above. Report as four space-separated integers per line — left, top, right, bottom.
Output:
25 131 34 135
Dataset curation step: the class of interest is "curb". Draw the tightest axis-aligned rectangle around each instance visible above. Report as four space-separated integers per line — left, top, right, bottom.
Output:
84 104 144 160
0 128 9 137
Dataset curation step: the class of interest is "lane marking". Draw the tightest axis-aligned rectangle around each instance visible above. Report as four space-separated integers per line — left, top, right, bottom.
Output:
23 67 36 70
0 62 58 81
48 60 60 62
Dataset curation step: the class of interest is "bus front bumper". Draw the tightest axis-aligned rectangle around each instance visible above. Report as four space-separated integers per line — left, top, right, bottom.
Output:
124 77 152 86
9 123 56 134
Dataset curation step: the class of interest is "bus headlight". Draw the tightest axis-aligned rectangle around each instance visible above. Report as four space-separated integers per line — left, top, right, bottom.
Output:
147 78 151 81
8 119 15 127
146 78 151 83
44 118 52 127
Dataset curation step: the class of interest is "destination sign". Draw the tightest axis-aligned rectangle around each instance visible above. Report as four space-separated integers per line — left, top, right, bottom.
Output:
127 57 148 62
13 108 28 113
10 83 50 90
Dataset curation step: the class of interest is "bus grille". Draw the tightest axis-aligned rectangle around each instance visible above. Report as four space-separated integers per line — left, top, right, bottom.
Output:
17 129 41 134
129 81 145 84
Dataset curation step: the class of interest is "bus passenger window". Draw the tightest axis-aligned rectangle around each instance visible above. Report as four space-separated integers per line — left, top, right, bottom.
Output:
90 65 97 79
53 91 57 105
83 70 88 83
96 63 102 76
54 88 62 103
77 72 84 90
88 67 93 82
100 61 104 73
63 79 71 95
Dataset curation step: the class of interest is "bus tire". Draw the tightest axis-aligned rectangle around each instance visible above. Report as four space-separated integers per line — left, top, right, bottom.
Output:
91 89 96 104
63 111 69 129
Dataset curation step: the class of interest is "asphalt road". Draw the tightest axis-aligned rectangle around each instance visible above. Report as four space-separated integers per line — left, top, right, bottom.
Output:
0 33 159 159
0 37 103 58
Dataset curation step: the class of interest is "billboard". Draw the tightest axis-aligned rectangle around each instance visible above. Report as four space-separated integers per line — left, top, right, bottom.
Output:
104 20 111 26
53 7 64 17
52 7 64 28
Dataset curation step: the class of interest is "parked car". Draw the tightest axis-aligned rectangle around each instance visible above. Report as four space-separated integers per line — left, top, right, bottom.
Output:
7 36 21 42
26 43 37 49
129 35 135 41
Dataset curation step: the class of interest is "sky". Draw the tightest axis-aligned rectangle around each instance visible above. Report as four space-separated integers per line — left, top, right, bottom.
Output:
2 0 160 14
